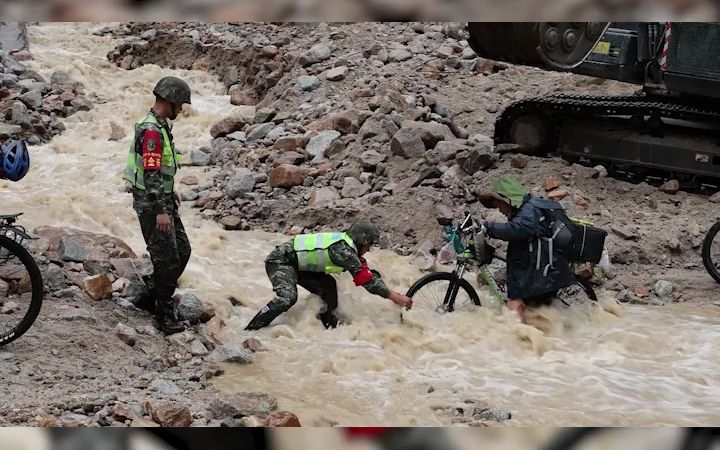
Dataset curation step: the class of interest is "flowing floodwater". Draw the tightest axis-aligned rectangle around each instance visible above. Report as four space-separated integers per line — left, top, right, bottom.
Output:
1 23 718 427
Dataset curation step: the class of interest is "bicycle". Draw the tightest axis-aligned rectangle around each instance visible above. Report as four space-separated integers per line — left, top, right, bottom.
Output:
0 212 44 346
702 221 720 284
406 213 597 313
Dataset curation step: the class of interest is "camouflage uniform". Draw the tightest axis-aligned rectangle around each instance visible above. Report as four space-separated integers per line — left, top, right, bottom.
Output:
130 109 191 331
246 238 390 330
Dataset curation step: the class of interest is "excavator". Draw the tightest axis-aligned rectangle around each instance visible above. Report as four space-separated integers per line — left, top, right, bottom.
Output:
466 22 720 189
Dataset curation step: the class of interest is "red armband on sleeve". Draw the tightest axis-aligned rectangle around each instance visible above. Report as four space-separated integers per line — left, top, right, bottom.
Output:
141 129 162 171
353 258 373 286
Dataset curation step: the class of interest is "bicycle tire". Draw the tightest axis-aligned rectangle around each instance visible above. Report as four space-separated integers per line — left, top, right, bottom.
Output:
0 234 44 346
702 222 720 284
406 272 482 312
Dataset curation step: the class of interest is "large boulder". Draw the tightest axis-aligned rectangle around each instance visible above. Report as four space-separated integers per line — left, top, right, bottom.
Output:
226 168 256 199
35 227 136 263
210 115 248 138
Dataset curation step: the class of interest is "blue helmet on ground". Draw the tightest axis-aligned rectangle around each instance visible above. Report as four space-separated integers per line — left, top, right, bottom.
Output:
1 140 30 181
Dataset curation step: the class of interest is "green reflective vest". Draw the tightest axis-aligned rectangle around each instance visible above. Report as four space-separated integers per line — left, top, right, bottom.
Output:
293 232 357 274
123 113 181 194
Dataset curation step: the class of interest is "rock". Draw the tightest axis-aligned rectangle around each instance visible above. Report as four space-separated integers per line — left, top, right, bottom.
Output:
208 393 277 419
297 75 320 91
299 44 332 66
269 165 307 189
660 179 680 194
115 323 137 346
0 122 22 139
151 403 192 427
226 168 256 198
0 279 9 297
654 280 674 298
189 339 209 356
175 292 204 323
634 286 650 298
108 121 126 141
274 135 303 151
459 149 494 174
10 101 31 127
388 49 412 62
50 70 74 86
247 122 275 141
220 216 243 231
44 263 66 291
709 192 720 203
425 140 465 164
306 130 341 158
180 175 199 186
574 195 589 208
611 226 639 241
242 338 267 353
360 149 386 169
261 411 301 427
462 47 477 59
391 128 426 158
545 175 560 191
19 90 42 109
308 187 340 208
475 408 512 422
210 115 248 138
230 90 256 106
548 189 568 201
188 149 211 166
180 190 199 201
2 301 19 314
593 165 608 178
209 344 254 364
510 155 529 169
227 131 246 142
254 107 276 124
149 379 182 395
325 65 348 81
342 177 371 198
83 274 113 301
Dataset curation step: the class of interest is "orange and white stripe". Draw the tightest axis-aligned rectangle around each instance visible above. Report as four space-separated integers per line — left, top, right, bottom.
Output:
659 22 672 72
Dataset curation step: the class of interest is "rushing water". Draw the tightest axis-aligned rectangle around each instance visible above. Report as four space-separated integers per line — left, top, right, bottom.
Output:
1 23 718 427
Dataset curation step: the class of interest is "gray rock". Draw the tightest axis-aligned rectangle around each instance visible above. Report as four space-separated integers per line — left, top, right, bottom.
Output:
265 126 285 141
226 168 256 199
388 49 412 62
307 187 340 208
189 149 211 166
0 73 19 89
325 65 348 81
2 301 19 314
462 47 477 59
50 70 74 86
115 323 137 346
341 177 371 198
0 122 22 139
475 408 512 422
19 89 42 109
226 131 246 142
180 189 199 201
149 378 182 395
0 279 8 297
11 100 31 127
593 165 609 178
709 191 720 203
391 127 426 158
458 149 495 174
175 292 204 323
360 149 386 169
247 122 275 141
209 344 254 364
297 75 319 91
208 392 277 419
45 263 67 291
188 339 209 356
654 280 674 298
58 238 88 262
426 140 468 164
299 44 332 67
1 55 26 75
306 130 341 158
254 107 276 124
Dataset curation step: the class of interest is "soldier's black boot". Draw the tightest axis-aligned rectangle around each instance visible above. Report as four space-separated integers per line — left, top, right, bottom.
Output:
131 289 156 314
245 303 285 330
317 310 339 329
156 300 185 335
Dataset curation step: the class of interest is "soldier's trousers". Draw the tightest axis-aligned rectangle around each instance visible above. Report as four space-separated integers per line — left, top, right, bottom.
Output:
136 207 191 317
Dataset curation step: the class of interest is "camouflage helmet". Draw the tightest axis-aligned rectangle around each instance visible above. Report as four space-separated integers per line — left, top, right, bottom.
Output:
347 221 381 247
153 76 192 105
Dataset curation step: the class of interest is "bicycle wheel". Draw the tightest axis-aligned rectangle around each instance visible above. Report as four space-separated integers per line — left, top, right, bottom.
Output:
0 234 44 346
702 222 720 284
406 272 482 313
556 275 597 305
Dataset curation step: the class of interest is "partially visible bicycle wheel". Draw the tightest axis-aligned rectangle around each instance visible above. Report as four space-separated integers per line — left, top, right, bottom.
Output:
702 222 720 284
406 272 482 313
556 276 597 305
0 235 44 346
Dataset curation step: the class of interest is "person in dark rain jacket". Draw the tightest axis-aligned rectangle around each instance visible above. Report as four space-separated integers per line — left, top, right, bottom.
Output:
479 175 575 323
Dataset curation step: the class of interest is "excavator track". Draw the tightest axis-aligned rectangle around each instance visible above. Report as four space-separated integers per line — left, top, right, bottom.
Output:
494 93 720 186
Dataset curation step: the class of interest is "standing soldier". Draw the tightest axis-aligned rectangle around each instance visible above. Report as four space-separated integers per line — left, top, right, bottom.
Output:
123 76 192 335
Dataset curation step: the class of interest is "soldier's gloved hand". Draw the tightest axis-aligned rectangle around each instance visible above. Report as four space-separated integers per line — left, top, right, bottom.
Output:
156 213 172 233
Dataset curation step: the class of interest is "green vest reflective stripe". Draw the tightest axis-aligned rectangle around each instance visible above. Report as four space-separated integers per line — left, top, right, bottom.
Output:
123 113 181 194
293 232 357 274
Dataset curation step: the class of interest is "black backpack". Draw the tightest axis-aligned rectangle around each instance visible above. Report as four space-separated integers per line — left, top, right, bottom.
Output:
542 208 608 264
